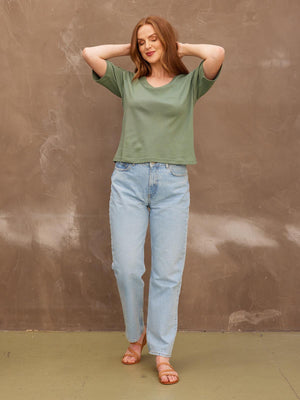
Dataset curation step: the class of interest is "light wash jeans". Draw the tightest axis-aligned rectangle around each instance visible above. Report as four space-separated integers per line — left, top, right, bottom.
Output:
109 161 190 357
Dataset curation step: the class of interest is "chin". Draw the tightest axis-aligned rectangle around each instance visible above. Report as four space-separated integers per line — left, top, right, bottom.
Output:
148 56 160 64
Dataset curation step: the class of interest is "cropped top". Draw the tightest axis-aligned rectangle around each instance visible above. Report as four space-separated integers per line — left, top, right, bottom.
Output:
92 59 222 164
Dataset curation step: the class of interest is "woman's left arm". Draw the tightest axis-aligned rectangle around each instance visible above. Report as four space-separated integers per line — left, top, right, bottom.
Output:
178 43 225 80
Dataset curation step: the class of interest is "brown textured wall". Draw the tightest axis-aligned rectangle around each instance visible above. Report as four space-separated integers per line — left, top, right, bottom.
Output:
1 0 299 331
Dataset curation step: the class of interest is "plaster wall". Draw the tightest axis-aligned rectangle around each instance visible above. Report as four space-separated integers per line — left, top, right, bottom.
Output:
1 0 299 331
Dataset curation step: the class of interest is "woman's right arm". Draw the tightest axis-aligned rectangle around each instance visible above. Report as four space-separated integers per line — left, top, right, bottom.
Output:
82 44 131 78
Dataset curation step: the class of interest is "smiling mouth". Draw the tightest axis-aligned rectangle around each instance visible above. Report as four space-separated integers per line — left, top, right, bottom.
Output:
146 51 155 56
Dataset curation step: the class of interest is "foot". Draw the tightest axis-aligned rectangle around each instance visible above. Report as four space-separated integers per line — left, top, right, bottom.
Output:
122 326 147 364
156 356 179 384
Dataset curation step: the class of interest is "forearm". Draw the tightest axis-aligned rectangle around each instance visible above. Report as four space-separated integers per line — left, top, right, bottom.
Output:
181 43 225 60
83 43 131 59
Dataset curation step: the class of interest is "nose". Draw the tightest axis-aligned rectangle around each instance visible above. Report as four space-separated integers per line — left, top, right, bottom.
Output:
145 40 151 50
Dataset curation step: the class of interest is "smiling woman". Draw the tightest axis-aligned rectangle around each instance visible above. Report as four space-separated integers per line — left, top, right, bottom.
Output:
137 31 161 65
82 14 224 385
130 16 189 81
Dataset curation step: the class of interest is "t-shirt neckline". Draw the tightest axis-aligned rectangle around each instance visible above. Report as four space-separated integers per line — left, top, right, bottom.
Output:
140 75 179 89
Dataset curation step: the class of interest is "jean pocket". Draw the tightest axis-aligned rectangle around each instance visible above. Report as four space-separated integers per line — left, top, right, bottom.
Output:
115 161 133 171
168 164 187 177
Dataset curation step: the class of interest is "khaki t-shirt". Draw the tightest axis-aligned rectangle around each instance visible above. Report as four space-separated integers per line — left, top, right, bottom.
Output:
92 59 222 164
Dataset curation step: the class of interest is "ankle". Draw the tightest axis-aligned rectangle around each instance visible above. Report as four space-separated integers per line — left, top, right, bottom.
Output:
130 328 146 346
156 355 170 366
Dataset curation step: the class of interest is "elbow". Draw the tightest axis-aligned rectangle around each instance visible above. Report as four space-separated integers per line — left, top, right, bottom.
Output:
82 47 90 59
215 46 225 63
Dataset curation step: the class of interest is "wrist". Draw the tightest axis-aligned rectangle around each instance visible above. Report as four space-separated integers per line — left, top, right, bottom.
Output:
181 43 188 57
122 43 131 56
177 42 188 58
182 43 194 57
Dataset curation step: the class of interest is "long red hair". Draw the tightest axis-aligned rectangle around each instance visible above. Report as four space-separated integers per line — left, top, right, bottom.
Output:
130 15 189 81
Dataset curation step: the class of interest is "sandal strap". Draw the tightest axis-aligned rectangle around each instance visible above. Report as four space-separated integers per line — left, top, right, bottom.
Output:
122 334 147 362
124 346 139 359
159 370 179 378
157 361 173 368
157 362 179 378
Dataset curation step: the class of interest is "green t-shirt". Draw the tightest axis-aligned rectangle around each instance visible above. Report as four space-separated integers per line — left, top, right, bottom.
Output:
92 59 222 164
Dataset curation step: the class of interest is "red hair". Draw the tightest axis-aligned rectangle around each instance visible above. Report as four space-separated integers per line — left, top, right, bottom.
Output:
130 15 189 81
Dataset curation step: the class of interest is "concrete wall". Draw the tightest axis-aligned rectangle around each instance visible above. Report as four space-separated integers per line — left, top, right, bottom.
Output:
1 0 299 331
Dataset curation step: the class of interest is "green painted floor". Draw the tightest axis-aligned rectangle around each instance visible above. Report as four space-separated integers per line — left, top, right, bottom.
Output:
0 331 299 400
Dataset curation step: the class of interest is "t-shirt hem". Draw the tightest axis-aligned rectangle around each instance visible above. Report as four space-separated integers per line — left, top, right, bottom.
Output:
113 156 197 165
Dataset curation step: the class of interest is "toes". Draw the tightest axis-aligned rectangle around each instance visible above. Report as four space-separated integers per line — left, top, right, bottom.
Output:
123 355 135 363
160 374 177 383
161 375 176 383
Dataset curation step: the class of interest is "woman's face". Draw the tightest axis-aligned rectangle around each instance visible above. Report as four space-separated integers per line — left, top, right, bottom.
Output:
137 24 164 65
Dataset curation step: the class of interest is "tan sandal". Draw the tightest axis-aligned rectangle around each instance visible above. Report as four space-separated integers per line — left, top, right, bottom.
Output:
157 361 180 385
122 334 147 365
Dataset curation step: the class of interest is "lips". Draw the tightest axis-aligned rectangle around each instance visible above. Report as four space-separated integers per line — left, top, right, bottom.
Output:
146 51 155 56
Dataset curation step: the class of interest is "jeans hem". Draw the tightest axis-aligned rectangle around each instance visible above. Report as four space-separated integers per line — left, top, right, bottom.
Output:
148 351 172 358
126 326 145 343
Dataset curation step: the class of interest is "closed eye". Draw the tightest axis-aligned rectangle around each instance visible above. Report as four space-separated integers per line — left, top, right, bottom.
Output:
138 36 157 46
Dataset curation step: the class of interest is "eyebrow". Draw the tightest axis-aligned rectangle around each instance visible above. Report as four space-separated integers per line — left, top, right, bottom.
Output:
137 33 157 41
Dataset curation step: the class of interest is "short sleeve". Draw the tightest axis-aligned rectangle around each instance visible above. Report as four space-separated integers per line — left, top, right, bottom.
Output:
92 59 127 98
190 59 222 103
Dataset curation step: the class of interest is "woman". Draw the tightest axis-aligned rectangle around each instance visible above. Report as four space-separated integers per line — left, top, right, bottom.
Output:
82 15 224 385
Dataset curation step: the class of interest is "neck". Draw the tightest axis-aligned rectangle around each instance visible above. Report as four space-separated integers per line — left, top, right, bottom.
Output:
149 62 172 78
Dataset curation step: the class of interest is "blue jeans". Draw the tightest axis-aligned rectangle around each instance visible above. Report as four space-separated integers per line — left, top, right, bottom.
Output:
109 162 190 357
